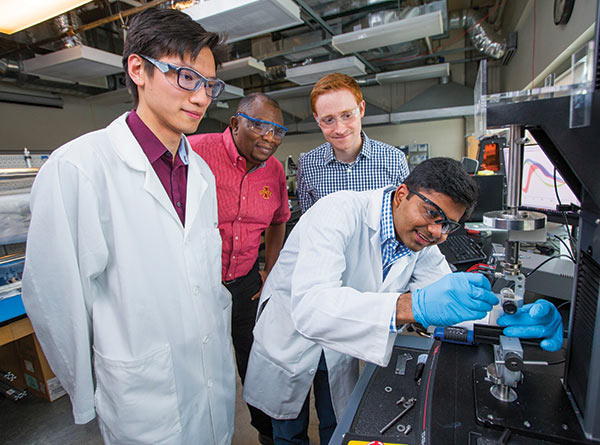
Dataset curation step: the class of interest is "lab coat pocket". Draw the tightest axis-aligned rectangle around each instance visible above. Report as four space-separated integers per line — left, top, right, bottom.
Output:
93 344 182 444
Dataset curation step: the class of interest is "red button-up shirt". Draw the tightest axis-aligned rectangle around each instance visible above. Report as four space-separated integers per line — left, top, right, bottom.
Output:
126 110 188 225
189 128 290 280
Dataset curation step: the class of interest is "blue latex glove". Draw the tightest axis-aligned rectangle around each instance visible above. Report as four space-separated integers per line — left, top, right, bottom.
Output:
497 299 563 352
412 272 499 328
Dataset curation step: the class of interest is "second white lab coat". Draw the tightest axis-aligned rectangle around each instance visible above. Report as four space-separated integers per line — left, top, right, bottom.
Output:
243 186 451 420
22 113 236 444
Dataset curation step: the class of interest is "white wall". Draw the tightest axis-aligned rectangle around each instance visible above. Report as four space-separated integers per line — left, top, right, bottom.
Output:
0 95 130 152
500 0 596 91
274 118 466 163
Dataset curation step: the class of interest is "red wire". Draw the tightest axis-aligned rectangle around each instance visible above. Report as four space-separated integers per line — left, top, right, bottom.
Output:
466 263 494 273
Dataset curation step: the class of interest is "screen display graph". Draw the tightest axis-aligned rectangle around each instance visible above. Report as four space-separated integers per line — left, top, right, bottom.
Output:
503 145 580 211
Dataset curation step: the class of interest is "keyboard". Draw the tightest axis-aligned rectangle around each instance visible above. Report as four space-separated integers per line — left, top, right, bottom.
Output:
438 234 487 265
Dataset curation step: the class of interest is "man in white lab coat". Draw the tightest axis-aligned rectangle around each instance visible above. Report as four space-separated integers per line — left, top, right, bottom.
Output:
22 8 235 445
243 158 564 445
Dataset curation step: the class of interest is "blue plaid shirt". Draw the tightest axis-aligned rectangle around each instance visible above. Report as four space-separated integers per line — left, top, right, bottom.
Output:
380 188 413 332
297 132 409 213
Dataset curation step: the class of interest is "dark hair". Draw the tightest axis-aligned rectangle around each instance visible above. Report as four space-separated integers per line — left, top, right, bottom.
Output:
404 157 479 219
122 8 229 106
236 93 281 115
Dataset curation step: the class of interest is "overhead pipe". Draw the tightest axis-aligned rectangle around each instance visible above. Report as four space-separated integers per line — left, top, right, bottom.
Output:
449 9 507 59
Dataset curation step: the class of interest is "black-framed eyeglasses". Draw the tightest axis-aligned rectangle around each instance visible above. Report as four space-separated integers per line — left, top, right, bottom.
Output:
236 112 288 141
140 54 225 99
407 187 462 234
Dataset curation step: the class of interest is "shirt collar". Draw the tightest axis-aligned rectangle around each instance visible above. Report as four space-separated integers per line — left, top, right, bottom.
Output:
379 187 410 253
126 109 188 165
380 188 397 245
323 131 372 165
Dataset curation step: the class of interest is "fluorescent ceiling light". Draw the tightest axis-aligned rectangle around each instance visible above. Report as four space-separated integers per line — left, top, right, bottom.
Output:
218 57 266 81
23 45 123 82
376 63 450 84
183 0 302 43
0 0 92 35
219 84 245 101
286 57 366 86
331 11 444 55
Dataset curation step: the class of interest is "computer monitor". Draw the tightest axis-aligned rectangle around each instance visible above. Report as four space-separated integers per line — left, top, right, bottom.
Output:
468 174 505 222
503 144 580 223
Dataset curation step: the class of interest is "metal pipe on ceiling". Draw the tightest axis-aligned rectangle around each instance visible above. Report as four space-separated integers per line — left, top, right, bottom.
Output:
449 9 507 59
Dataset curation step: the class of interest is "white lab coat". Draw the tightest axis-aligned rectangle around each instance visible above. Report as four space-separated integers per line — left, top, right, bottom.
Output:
243 186 451 420
22 113 236 445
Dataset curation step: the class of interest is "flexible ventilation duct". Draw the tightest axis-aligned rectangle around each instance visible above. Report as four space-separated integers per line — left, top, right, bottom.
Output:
449 9 507 59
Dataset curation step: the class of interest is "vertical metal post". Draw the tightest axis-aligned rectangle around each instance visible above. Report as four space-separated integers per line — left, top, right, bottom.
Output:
506 125 523 214
505 125 523 266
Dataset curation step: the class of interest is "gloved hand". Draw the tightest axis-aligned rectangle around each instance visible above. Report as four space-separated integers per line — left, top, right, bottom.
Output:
412 273 499 328
497 299 563 352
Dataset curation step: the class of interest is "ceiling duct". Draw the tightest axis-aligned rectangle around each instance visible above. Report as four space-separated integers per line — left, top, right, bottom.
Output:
22 45 123 82
376 63 450 84
182 0 303 43
219 84 245 100
53 12 86 49
449 9 508 59
286 56 366 85
391 80 474 123
1 57 109 97
217 57 266 81
331 10 443 55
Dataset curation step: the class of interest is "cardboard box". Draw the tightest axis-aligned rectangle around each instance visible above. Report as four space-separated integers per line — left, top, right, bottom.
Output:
0 316 34 347
0 341 26 390
16 334 67 402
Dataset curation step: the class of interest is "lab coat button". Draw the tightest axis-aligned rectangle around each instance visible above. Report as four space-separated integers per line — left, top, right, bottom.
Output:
309 369 316 375
203 336 210 344
193 286 200 295
207 379 213 388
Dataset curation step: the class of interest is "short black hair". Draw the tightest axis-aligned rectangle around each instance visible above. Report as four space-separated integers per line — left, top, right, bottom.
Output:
236 93 281 115
404 157 479 219
122 7 229 106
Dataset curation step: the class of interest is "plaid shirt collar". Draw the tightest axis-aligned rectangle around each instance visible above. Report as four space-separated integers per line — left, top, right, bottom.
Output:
380 188 413 270
322 131 373 165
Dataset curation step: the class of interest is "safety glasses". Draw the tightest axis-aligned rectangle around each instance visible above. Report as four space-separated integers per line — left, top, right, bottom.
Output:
315 106 361 128
140 54 225 99
407 187 462 234
236 112 288 141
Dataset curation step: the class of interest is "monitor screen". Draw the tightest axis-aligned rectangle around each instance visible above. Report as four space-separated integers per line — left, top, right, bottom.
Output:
503 144 580 211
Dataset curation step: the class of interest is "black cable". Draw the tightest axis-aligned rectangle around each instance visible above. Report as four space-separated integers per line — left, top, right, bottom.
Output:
525 254 574 277
556 300 571 311
553 168 578 257
546 359 566 365
552 234 575 262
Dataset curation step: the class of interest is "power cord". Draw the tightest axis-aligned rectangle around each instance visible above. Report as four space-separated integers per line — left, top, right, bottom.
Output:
525 254 574 277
